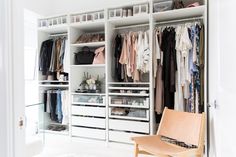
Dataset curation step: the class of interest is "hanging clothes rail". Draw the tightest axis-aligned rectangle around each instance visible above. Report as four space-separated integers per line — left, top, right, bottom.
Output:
49 32 68 37
114 23 149 30
155 16 203 26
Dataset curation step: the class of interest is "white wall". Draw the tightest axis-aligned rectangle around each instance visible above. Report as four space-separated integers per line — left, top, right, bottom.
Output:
25 0 146 16
0 0 10 156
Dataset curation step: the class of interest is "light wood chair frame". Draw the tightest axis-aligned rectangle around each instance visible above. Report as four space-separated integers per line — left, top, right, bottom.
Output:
132 107 206 157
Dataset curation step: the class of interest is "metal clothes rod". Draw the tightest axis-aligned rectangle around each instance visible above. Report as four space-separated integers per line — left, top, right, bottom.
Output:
155 16 203 26
49 32 68 37
114 23 149 30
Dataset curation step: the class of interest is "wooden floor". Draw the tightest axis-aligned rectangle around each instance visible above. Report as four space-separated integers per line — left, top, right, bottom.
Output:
35 134 152 157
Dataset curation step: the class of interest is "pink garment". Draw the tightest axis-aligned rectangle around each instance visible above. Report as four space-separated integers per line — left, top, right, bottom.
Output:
187 2 200 7
119 35 128 65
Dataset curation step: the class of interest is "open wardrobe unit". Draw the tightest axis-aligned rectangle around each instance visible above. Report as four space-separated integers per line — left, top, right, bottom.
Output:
37 0 208 146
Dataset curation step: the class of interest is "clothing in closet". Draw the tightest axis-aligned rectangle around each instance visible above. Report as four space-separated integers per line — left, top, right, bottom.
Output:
153 22 204 113
39 39 54 75
161 27 177 110
43 89 69 124
153 28 164 114
114 35 123 81
39 37 69 79
114 30 150 82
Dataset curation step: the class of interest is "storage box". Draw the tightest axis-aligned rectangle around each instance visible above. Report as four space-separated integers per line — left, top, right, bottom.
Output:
109 8 123 19
153 0 173 13
133 4 149 16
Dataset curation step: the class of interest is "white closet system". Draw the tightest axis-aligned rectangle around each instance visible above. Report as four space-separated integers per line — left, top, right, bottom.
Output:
37 0 207 144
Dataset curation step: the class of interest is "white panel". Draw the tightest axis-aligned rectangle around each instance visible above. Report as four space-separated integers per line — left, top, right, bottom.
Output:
109 119 149 133
109 131 146 144
72 127 105 140
72 116 105 128
72 106 105 117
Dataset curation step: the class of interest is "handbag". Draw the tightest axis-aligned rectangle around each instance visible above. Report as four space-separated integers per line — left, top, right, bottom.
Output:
74 47 95 65
172 0 185 9
93 46 105 64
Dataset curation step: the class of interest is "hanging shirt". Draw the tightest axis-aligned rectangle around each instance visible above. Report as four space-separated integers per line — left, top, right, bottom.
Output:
174 25 185 111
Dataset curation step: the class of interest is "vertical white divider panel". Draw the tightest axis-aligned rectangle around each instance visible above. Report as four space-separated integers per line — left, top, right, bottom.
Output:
149 0 156 135
104 8 109 145
203 0 208 155
67 15 72 138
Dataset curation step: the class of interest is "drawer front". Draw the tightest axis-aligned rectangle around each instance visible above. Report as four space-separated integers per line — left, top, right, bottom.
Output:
109 131 146 144
109 119 149 133
72 106 105 117
73 95 104 104
72 116 105 129
72 127 105 140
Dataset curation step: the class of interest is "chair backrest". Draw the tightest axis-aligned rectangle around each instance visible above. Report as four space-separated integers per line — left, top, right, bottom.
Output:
157 107 205 147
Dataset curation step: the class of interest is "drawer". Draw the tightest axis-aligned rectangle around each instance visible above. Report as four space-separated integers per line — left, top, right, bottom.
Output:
72 106 105 117
72 116 105 129
72 126 105 140
72 95 105 105
109 119 149 133
109 131 146 144
109 108 149 121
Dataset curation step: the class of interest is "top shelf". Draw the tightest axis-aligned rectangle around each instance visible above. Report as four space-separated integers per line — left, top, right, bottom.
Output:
109 14 150 27
153 5 205 22
38 24 68 33
70 20 105 31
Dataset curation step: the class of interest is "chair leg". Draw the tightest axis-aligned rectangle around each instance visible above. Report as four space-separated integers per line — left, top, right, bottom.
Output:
135 143 139 157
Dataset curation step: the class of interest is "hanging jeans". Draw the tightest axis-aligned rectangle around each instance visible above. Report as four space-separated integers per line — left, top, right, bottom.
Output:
56 91 63 123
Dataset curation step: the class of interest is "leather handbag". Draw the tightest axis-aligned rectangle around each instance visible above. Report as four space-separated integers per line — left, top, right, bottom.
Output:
172 0 185 9
93 47 105 64
74 47 95 64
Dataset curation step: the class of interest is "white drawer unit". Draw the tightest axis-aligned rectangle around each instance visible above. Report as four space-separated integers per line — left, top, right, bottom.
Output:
72 127 105 140
109 119 149 133
72 106 105 117
72 116 105 129
109 130 146 144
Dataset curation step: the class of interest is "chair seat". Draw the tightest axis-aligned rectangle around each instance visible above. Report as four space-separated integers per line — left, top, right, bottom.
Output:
132 135 197 156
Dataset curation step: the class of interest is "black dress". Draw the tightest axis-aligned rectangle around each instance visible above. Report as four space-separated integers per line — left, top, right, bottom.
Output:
161 27 177 109
114 35 123 81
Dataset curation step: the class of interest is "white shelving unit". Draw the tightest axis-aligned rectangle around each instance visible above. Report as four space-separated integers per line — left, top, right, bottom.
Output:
37 0 207 146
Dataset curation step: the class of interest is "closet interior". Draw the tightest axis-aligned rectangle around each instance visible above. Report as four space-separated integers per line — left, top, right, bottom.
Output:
37 0 207 144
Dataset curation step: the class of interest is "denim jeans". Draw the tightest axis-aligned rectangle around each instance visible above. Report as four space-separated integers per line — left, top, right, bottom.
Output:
56 91 63 123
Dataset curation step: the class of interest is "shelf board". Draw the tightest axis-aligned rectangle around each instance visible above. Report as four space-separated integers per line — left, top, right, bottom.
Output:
72 102 105 106
108 87 149 90
109 14 150 27
40 129 69 135
71 64 105 68
109 93 149 97
71 92 106 96
38 80 69 83
108 82 150 85
38 24 68 33
109 115 149 121
39 84 69 88
71 41 105 47
153 5 205 22
70 20 105 31
109 104 149 109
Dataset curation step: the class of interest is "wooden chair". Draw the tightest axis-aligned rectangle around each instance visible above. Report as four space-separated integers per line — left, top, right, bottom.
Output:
132 107 205 157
